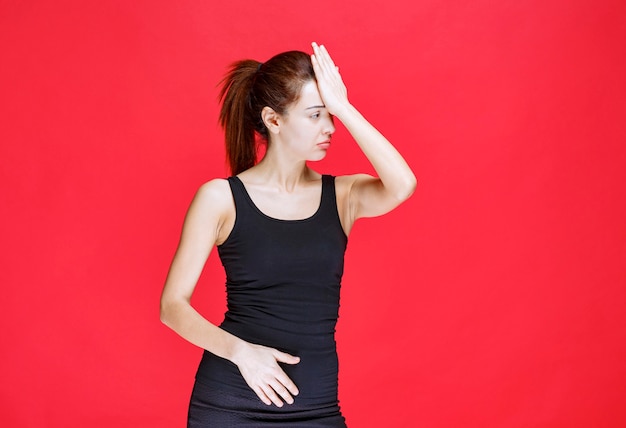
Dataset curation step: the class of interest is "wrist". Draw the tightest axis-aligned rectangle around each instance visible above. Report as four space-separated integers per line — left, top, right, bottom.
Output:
332 102 359 123
228 338 251 366
330 101 351 118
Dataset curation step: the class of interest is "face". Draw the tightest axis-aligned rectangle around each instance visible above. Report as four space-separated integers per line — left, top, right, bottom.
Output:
274 80 336 161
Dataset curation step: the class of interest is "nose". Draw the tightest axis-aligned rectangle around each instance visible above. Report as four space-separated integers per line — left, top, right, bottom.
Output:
324 114 336 136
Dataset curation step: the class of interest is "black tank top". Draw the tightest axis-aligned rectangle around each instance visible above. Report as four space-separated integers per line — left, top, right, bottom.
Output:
195 174 348 405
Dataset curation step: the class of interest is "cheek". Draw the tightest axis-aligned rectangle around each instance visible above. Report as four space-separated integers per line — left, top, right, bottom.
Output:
291 122 315 142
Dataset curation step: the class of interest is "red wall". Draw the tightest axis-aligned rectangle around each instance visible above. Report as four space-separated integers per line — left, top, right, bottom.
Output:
2 1 625 426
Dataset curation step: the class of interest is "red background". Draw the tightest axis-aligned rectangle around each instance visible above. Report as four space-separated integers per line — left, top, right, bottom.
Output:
2 1 625 427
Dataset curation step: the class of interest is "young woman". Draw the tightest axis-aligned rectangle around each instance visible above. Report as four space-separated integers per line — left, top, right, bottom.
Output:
160 42 416 427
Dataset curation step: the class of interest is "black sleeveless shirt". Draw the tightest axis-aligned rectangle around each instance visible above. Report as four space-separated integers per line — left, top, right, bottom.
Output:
195 174 348 406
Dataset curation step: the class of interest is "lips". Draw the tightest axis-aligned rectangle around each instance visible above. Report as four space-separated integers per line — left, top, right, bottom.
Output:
317 141 331 149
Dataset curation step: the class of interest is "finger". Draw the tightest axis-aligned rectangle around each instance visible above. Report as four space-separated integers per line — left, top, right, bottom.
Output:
316 45 336 75
312 42 332 71
311 53 319 71
276 371 300 397
253 385 272 406
320 45 335 67
268 379 295 405
321 56 341 83
273 349 300 365
311 42 320 63
311 51 325 76
311 54 327 81
261 383 284 407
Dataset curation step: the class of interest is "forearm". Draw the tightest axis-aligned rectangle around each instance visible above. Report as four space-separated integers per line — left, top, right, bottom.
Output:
336 103 416 200
160 299 246 362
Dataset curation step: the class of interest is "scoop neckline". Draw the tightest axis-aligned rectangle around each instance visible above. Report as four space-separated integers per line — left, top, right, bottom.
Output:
232 175 325 223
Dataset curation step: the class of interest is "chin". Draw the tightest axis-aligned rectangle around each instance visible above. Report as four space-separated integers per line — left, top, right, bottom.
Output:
308 152 328 162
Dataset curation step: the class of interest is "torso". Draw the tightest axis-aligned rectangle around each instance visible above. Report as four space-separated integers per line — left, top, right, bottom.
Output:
194 173 348 417
214 170 356 246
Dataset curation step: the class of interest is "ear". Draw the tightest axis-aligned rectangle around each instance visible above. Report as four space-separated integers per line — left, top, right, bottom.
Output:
261 106 282 135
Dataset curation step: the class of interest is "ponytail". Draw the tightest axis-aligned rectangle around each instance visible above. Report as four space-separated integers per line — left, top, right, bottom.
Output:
218 60 261 175
218 51 315 175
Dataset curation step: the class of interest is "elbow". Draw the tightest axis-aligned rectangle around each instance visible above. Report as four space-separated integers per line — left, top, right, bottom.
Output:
395 173 417 203
159 302 169 326
160 280 195 330
160 294 192 330
407 174 418 198
159 297 175 328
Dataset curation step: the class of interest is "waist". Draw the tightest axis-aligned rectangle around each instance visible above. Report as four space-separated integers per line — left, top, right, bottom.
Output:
196 345 339 404
220 317 337 352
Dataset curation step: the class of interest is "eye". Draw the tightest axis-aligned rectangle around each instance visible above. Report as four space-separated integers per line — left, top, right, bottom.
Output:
311 112 320 119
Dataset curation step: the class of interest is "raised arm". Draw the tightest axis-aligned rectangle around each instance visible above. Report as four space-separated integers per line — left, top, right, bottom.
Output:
311 43 417 228
160 179 300 407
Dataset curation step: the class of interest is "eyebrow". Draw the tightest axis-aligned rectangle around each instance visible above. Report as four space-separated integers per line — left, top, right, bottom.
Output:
305 105 326 110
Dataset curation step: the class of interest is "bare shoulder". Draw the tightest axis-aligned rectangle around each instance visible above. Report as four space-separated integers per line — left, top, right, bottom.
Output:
185 178 235 246
195 178 233 208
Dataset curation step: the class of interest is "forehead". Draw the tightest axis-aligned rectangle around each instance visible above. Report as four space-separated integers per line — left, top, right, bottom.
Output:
293 80 323 109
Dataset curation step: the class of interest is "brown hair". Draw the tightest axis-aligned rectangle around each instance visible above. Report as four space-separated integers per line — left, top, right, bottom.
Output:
218 51 315 175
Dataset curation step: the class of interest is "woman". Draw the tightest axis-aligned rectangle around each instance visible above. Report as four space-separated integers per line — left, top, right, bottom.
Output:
160 42 416 427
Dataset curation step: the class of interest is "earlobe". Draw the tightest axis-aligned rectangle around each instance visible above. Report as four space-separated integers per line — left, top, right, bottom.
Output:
261 106 281 135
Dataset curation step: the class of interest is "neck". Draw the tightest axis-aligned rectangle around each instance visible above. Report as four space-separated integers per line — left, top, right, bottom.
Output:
244 144 315 191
